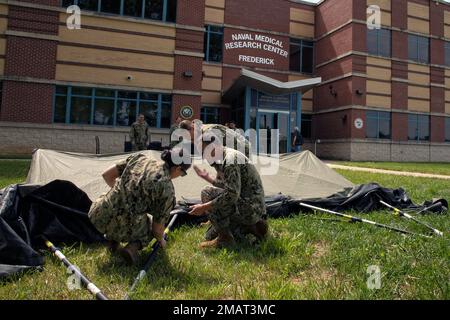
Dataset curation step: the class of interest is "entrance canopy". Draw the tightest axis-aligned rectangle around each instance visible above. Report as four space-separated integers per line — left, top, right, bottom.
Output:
223 68 322 103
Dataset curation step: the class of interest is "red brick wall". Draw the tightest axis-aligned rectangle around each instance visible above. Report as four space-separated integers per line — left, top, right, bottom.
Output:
0 81 54 123
430 87 445 114
173 55 203 92
391 0 407 29
8 6 59 35
222 67 288 92
313 110 351 139
172 95 201 122
391 82 408 110
350 108 366 139
430 1 444 37
176 0 205 27
314 78 353 111
176 29 203 52
430 39 444 65
315 24 352 66
392 112 408 141
315 57 353 82
17 0 59 5
392 31 408 60
315 0 352 38
5 37 57 79
430 116 445 143
225 0 290 34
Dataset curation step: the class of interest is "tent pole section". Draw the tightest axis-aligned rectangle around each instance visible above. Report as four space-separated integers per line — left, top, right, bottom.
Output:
299 203 431 238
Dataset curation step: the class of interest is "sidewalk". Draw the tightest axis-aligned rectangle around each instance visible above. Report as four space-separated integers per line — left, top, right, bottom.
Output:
327 163 450 180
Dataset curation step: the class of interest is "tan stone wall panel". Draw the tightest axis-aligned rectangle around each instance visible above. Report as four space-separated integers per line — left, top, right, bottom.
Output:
203 64 222 78
445 25 450 39
408 85 430 99
407 17 429 34
57 46 174 72
367 56 391 68
302 99 313 111
367 80 391 95
367 0 391 11
206 0 225 8
290 22 314 38
381 12 392 27
367 94 391 108
0 4 8 15
59 27 175 54
0 17 7 34
446 103 450 114
290 8 315 24
446 90 450 102
408 2 429 20
367 66 391 81
56 64 174 90
303 90 313 100
0 38 6 55
0 58 4 75
408 98 430 112
205 7 224 24
202 78 222 91
59 13 175 37
201 91 222 104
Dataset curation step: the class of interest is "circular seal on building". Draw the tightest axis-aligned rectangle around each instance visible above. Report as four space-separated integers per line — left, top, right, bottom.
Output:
180 105 194 119
354 118 364 129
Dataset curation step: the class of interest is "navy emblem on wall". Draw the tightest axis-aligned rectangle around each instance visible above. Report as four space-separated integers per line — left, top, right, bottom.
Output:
180 105 194 119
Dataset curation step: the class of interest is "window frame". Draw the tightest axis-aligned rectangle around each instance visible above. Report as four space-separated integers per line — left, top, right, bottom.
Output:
445 117 450 143
204 25 224 63
62 0 176 23
367 28 391 58
200 106 220 124
408 113 430 142
445 41 450 67
53 86 172 128
289 38 314 74
408 34 430 64
365 110 392 140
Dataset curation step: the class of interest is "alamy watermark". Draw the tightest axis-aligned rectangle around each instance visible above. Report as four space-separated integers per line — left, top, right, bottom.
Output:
66 5 81 30
366 265 382 290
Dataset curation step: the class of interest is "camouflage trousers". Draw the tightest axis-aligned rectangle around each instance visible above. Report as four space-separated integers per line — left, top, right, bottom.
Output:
132 143 147 151
201 186 264 233
88 194 153 246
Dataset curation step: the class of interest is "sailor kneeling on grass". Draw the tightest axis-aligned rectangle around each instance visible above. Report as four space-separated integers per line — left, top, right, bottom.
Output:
88 148 191 265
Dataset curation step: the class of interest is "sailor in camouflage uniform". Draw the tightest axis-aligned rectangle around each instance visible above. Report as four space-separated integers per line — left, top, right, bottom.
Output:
88 148 191 264
189 145 268 248
130 114 150 151
179 120 251 157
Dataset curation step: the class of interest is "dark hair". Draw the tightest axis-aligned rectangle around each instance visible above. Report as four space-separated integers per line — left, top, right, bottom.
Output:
161 148 191 172
179 120 192 130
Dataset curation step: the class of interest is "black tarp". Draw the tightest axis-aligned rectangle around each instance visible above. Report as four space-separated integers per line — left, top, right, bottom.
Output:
0 180 447 279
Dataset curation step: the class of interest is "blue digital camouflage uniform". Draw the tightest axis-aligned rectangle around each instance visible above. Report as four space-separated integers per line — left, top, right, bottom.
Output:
88 154 175 246
201 147 266 233
202 124 251 157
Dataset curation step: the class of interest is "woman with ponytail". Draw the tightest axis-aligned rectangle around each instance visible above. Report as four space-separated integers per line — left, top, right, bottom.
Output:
88 148 191 265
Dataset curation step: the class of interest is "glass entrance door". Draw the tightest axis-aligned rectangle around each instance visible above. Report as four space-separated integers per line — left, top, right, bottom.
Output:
258 112 289 154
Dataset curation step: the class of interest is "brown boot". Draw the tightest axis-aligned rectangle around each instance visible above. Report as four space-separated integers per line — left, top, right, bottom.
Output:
245 219 269 241
118 241 142 265
106 240 122 253
200 229 235 249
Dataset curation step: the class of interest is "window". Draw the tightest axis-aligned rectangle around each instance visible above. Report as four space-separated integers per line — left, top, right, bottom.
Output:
445 118 450 142
201 107 220 124
445 42 450 67
408 114 429 141
367 28 391 57
301 114 312 139
204 25 223 63
62 0 176 22
366 111 391 139
408 35 429 63
289 39 314 74
54 86 172 128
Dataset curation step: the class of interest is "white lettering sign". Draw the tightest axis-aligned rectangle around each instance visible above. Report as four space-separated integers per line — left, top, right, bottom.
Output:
224 32 288 66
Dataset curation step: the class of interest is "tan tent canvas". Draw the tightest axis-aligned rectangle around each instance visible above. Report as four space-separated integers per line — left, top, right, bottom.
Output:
26 149 353 201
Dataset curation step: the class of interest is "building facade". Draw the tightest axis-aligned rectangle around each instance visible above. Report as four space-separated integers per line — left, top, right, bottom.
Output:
0 0 449 161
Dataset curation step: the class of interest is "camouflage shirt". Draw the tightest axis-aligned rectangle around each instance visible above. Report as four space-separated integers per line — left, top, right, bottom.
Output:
202 124 250 155
210 147 265 214
105 153 175 224
130 121 150 146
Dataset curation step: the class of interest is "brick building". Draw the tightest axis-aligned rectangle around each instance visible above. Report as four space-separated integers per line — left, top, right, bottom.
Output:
0 0 449 161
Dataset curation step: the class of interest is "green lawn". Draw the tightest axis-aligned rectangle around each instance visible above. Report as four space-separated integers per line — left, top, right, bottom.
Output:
332 161 450 176
0 161 449 300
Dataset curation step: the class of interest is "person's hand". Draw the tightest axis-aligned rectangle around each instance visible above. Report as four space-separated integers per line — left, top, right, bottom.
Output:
193 165 210 181
189 203 208 216
158 237 167 249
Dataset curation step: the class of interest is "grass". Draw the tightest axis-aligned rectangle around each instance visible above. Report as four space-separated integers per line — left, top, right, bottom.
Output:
331 161 450 176
0 162 449 300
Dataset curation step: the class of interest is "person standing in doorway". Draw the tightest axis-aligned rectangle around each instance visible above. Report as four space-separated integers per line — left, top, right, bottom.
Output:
292 126 303 153
130 114 150 151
